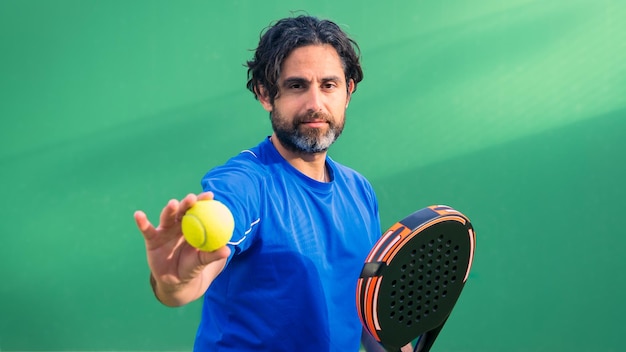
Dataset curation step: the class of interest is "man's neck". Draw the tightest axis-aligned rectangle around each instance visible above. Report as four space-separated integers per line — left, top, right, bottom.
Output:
270 134 329 182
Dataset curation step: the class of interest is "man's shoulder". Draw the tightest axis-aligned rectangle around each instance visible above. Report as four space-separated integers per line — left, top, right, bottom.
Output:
229 137 277 163
330 158 371 184
215 138 274 171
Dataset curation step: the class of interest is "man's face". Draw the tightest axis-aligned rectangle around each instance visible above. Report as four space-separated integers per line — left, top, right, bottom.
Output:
259 44 354 154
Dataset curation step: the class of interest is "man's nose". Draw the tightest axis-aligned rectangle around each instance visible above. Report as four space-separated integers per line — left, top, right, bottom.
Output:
304 88 324 112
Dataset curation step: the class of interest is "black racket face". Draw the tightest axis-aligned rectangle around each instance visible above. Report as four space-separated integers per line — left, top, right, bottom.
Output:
357 206 475 351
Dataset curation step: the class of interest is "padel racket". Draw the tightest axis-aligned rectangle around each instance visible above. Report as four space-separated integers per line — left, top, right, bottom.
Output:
357 205 476 352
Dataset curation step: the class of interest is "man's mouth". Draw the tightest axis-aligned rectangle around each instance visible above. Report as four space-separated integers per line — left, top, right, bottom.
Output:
301 120 328 128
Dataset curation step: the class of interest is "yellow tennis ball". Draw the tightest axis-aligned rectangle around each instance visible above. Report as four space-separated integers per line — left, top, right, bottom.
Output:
181 200 234 252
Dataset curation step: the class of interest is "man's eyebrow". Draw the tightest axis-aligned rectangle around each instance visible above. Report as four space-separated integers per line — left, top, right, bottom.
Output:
281 77 308 86
321 75 343 83
281 76 343 86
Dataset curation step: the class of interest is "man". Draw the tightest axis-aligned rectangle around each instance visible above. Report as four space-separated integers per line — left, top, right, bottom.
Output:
134 15 410 351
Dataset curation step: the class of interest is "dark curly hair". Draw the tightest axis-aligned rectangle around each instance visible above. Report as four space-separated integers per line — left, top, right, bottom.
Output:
246 15 364 104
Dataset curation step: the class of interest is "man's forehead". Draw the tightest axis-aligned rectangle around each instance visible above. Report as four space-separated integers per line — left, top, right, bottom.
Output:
279 44 345 81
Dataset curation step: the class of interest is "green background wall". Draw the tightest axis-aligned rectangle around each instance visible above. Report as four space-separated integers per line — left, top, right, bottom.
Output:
1 0 625 351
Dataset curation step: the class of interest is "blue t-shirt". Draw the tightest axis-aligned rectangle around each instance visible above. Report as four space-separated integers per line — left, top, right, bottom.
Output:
194 137 381 352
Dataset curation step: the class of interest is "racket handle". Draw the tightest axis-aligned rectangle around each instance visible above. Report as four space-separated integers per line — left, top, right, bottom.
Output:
413 317 448 352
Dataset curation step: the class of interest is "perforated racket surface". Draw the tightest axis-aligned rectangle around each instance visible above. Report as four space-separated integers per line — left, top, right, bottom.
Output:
357 205 476 351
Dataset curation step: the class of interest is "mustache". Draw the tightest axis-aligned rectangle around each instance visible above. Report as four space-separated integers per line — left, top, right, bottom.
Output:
294 111 333 124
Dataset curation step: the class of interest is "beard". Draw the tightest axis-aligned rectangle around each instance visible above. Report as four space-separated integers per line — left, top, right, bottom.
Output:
271 109 345 154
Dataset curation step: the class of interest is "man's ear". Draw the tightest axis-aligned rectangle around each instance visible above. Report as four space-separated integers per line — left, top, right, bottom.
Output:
346 79 355 108
256 85 273 112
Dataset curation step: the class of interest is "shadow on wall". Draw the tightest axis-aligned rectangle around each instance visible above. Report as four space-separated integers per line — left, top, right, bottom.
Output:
374 107 626 351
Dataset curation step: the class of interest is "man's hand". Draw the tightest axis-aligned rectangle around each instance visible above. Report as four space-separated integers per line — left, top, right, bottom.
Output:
134 192 230 306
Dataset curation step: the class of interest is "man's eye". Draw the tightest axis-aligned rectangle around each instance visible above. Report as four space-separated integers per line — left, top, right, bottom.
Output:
287 82 304 89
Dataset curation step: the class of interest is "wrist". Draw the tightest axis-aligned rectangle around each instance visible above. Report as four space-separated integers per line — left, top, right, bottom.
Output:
149 272 183 307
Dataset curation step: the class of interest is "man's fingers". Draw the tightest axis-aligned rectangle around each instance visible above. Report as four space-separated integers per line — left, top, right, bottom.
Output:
136 193 216 245
179 194 196 213
157 193 216 226
197 191 215 201
159 199 181 228
134 210 156 240
197 245 231 266
177 193 212 220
